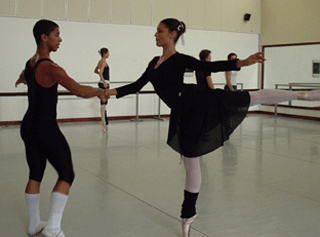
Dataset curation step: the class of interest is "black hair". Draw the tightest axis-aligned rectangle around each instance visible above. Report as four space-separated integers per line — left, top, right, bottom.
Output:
227 53 237 60
33 19 59 46
160 18 186 43
98 47 109 57
199 49 211 61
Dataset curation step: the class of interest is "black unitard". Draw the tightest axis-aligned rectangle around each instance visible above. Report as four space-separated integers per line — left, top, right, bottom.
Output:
20 59 75 184
102 65 110 82
116 53 250 157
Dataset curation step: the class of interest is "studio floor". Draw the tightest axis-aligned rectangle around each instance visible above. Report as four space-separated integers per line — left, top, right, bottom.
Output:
1 114 320 237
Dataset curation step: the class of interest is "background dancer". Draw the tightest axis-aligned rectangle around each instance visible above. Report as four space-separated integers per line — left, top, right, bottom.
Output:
225 52 239 91
94 47 110 132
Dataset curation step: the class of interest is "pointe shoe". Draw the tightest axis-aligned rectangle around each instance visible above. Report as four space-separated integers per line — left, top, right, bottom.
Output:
42 229 65 237
27 221 46 236
181 214 198 237
298 90 320 101
101 122 108 132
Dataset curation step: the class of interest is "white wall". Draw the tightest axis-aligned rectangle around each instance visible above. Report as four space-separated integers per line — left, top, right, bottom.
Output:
0 16 259 122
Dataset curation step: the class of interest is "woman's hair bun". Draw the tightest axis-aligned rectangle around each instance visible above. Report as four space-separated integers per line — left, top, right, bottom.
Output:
177 21 186 35
160 18 186 43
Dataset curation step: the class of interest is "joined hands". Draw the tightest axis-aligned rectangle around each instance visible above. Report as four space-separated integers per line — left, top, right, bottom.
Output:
99 89 110 103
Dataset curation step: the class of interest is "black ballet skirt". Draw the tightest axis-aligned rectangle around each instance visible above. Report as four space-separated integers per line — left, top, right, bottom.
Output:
116 52 250 158
168 84 249 157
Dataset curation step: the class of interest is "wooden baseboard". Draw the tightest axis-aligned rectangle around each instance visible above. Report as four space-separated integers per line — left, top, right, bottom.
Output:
261 104 320 110
247 110 320 121
0 114 171 126
2 110 320 126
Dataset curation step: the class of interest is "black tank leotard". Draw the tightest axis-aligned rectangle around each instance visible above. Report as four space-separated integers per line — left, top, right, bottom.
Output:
20 58 75 184
102 65 109 81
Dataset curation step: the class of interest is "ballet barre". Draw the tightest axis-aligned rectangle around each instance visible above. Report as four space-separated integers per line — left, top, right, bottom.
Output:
129 91 161 122
119 83 244 122
274 83 320 116
78 82 244 91
0 91 72 96
212 82 244 91
0 90 164 123
127 83 244 122
78 81 165 122
0 82 244 123
78 81 132 85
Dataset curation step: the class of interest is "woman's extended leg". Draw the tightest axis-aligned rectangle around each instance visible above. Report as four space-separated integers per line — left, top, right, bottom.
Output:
181 156 201 237
249 89 320 107
249 89 298 106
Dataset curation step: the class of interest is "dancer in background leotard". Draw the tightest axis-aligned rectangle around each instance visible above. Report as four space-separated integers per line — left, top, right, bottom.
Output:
94 47 110 132
15 19 109 237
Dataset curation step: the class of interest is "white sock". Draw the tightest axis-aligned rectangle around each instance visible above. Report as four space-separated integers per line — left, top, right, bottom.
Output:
249 89 298 107
182 156 201 193
45 192 68 232
25 193 41 232
100 105 106 125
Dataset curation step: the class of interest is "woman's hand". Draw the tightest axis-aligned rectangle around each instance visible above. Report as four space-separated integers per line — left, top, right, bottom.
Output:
15 70 26 87
103 81 109 89
237 52 266 68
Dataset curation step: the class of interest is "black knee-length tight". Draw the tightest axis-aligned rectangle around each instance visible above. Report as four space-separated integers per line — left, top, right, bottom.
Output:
21 119 75 184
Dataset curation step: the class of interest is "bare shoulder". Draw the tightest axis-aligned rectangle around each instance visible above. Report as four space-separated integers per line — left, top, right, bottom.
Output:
37 61 65 75
36 61 69 87
100 59 107 67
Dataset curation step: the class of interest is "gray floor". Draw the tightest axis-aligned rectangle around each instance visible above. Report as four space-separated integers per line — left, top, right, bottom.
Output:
1 114 320 237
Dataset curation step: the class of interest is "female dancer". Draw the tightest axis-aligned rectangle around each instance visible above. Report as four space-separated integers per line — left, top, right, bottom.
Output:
107 18 320 237
225 52 238 91
195 49 214 89
15 19 108 237
94 47 110 132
